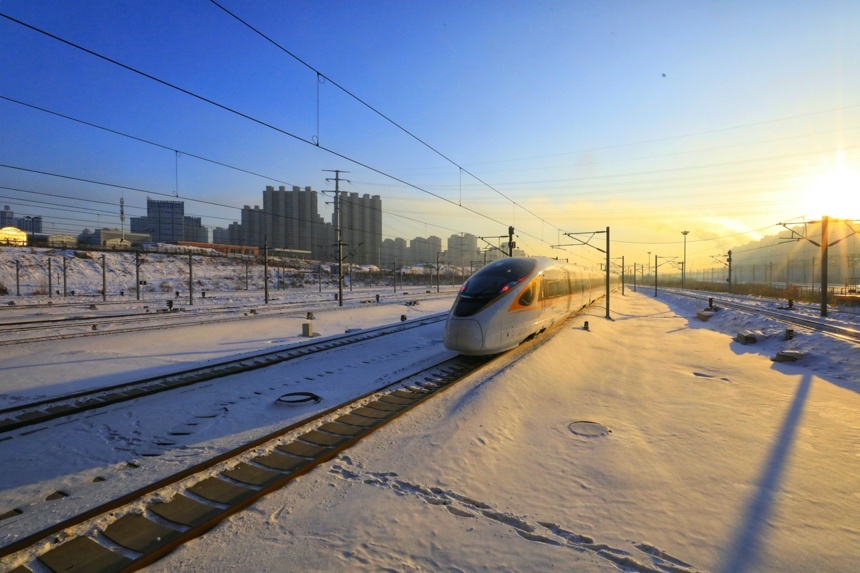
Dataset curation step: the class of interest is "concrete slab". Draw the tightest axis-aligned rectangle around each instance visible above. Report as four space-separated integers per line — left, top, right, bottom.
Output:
188 477 256 505
351 406 395 420
391 389 424 400
276 442 328 458
103 513 182 554
364 400 409 413
37 536 133 573
317 422 367 437
736 330 757 344
336 413 381 428
222 462 285 487
379 394 417 405
149 494 223 527
773 350 805 363
298 430 352 447
254 451 313 472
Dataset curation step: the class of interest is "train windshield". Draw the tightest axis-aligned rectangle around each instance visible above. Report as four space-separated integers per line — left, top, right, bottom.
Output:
453 258 536 317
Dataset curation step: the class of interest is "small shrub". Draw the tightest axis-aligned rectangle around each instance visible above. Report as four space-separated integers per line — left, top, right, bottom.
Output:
0 281 8 295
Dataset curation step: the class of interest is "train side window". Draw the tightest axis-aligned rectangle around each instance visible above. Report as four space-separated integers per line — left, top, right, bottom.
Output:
518 283 536 306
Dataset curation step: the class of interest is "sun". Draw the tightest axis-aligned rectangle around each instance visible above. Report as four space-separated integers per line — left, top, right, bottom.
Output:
801 166 860 220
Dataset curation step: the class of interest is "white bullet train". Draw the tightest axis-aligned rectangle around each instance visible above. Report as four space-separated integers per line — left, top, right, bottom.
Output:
443 256 612 355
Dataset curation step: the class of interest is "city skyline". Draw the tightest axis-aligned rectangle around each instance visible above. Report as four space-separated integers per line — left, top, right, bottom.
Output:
2 1 859 273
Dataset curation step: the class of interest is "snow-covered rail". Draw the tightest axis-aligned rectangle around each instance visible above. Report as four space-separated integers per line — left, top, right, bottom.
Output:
0 295 412 345
665 289 860 343
0 353 493 572
0 313 448 434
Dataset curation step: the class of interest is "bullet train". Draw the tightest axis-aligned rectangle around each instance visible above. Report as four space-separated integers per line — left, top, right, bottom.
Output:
443 256 613 355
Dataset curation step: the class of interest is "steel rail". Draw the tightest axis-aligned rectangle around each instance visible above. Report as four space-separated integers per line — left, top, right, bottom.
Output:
0 313 448 434
665 289 860 342
0 353 493 571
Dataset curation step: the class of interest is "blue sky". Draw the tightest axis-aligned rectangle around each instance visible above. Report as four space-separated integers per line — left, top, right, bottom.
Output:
1 0 859 270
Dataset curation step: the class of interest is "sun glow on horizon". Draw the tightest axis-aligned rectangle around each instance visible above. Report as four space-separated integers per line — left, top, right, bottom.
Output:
801 165 860 220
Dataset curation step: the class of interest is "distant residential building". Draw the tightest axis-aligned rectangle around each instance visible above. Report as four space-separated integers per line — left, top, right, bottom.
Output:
381 237 408 268
81 229 150 247
338 192 382 265
212 222 243 246
0 205 14 228
446 233 478 267
263 186 329 259
184 216 208 243
409 235 442 265
15 215 42 234
130 199 185 243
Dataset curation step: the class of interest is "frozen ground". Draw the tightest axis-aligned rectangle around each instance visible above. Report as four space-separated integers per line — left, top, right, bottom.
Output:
1 280 857 572
144 291 858 573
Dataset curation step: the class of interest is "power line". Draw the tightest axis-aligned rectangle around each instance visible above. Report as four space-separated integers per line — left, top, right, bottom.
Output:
0 12 518 237
207 1 568 242
0 95 296 187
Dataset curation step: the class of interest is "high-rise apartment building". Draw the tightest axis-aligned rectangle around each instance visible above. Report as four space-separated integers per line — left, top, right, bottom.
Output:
338 192 382 266
380 237 408 268
409 235 442 265
217 185 382 264
130 199 186 243
263 186 329 258
446 233 479 267
1 205 14 228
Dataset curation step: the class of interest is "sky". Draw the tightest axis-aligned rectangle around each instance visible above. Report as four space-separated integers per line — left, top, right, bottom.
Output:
2 0 860 272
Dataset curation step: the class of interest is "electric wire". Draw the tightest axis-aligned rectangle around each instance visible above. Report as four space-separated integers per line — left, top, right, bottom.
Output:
2 10 849 263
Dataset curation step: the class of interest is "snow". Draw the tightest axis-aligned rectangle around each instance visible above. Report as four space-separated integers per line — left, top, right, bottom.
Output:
0 252 858 572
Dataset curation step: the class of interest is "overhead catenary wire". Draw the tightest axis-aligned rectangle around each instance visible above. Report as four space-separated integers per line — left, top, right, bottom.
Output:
0 13 512 234
2 9 850 260
0 12 580 259
0 95 493 246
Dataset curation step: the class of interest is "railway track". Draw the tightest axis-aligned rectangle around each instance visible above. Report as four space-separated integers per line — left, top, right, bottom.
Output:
666 289 860 342
0 351 495 573
0 292 452 346
0 312 449 435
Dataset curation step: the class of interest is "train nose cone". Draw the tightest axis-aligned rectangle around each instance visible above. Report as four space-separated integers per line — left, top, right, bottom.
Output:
444 318 484 353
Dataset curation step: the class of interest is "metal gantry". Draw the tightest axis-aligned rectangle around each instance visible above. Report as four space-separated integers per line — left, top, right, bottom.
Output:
552 227 611 319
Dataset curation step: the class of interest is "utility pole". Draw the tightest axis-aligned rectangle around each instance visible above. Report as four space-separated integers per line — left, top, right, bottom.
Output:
681 230 689 288
188 253 193 305
101 254 106 301
727 250 733 293
436 252 443 293
264 237 269 304
779 215 857 316
325 169 349 307
820 216 828 316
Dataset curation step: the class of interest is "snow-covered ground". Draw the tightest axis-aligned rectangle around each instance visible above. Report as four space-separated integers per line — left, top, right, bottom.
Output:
0 257 858 571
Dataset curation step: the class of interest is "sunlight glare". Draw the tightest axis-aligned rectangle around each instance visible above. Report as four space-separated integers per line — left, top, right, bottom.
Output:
803 167 860 219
